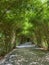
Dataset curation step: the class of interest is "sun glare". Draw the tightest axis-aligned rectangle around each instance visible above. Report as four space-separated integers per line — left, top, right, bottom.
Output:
41 0 46 3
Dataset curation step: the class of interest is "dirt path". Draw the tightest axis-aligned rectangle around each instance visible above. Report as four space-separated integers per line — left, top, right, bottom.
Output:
0 48 49 65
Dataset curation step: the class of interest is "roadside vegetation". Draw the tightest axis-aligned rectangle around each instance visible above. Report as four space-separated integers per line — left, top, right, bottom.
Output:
0 0 49 57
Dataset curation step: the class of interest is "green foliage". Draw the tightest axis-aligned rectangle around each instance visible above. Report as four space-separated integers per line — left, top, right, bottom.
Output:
0 0 49 56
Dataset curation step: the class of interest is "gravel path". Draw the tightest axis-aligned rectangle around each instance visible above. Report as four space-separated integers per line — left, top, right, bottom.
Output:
0 47 49 65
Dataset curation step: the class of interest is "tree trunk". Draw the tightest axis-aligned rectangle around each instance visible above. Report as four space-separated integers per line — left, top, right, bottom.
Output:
11 30 16 49
43 23 49 50
35 27 42 47
4 30 11 53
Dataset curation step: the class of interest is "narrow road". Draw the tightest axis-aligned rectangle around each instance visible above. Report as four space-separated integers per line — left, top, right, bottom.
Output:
0 48 49 65
0 42 49 65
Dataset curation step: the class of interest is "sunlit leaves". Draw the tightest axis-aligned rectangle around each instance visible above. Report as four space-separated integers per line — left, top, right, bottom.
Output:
0 0 49 54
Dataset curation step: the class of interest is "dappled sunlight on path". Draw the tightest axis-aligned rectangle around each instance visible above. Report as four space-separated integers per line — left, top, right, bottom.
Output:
0 47 49 65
